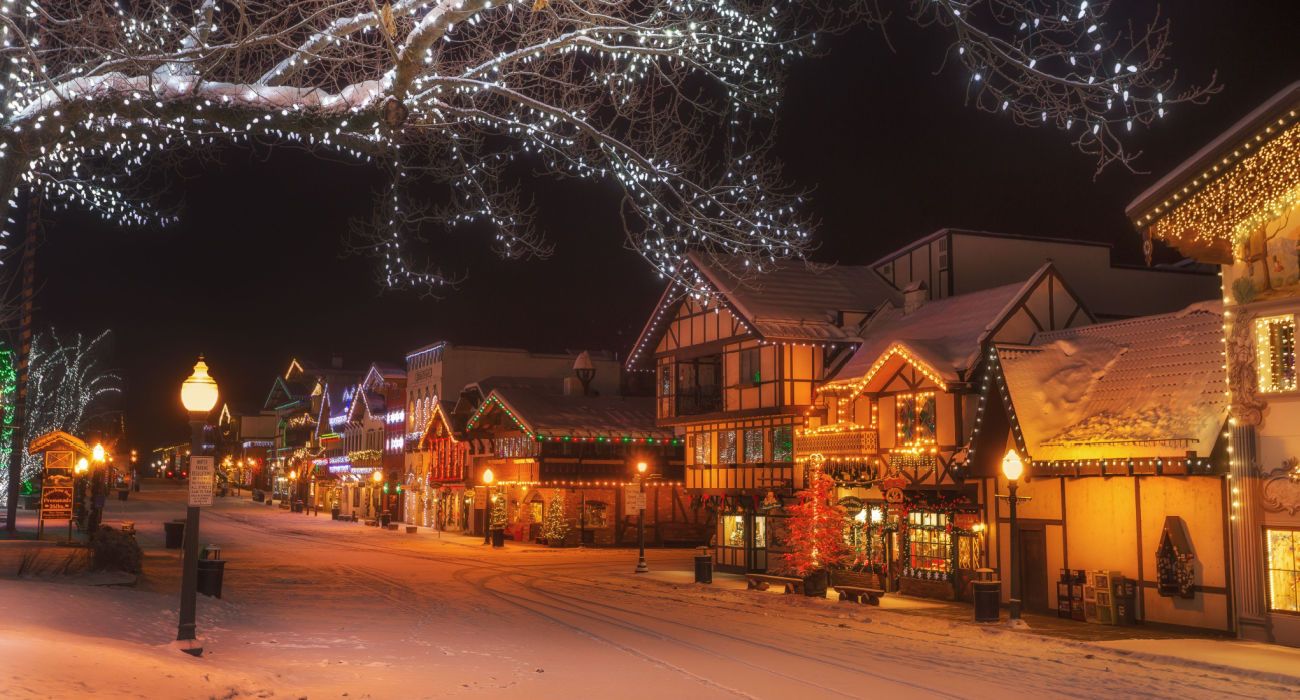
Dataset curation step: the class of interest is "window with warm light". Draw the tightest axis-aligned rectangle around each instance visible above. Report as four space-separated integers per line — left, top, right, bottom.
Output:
771 426 794 463
1257 315 1297 393
692 431 712 465
896 392 937 446
718 430 737 464
742 429 764 463
1267 528 1300 613
907 511 950 574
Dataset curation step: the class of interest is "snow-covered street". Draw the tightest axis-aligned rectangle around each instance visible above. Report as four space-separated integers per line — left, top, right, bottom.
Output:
2 484 1296 699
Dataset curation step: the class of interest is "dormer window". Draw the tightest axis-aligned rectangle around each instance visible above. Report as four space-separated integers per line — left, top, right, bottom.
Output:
1257 315 1297 393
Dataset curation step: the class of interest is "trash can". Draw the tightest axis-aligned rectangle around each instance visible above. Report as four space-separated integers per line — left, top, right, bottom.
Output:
203 544 222 561
380 511 391 527
196 559 226 598
117 488 129 502
972 579 1001 622
331 506 341 521
163 520 186 549
694 547 713 584
291 499 304 513
491 529 505 548
252 490 264 503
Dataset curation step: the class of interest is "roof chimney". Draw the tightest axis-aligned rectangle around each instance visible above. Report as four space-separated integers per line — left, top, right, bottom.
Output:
573 350 596 396
902 281 928 315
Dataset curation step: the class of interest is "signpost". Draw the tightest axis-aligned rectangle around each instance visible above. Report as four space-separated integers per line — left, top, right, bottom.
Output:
623 485 646 516
39 474 74 540
189 456 215 507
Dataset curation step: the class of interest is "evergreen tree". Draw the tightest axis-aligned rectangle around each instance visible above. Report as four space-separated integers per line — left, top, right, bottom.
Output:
781 469 848 577
489 492 507 529
542 492 569 543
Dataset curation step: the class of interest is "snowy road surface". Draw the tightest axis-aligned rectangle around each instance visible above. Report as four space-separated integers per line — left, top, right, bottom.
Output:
1 485 1295 699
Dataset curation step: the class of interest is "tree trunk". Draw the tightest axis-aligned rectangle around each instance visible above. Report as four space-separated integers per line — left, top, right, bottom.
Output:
5 185 35 535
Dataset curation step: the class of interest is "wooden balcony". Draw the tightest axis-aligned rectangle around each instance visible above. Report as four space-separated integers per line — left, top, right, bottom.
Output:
794 426 879 460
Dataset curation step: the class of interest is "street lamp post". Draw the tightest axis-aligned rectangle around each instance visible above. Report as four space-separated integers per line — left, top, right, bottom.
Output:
635 461 648 574
178 356 219 656
371 469 382 520
482 468 494 545
1000 449 1029 622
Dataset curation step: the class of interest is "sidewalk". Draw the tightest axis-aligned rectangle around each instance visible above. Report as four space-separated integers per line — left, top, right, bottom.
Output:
636 568 1300 683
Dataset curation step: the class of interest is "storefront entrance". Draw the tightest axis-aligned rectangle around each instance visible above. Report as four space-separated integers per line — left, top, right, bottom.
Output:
716 511 767 572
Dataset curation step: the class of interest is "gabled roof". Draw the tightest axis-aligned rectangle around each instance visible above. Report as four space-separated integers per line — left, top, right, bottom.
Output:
362 362 405 391
829 265 1057 384
465 378 670 439
1127 81 1300 225
995 302 1227 462
417 400 464 449
28 431 92 457
627 253 900 368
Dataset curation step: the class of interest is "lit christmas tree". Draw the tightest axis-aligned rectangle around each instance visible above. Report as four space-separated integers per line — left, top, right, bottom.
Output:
542 492 569 544
781 468 848 578
489 492 507 530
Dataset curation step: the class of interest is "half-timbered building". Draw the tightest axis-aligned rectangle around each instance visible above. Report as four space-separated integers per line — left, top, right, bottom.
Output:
460 377 699 546
628 252 899 572
797 263 1093 599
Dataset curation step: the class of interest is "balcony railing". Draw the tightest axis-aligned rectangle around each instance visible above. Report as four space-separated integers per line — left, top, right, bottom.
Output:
795 426 879 459
674 387 723 416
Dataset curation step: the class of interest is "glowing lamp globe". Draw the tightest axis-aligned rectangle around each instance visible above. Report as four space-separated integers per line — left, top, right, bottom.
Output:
636 461 648 474
289 470 297 481
1001 449 1025 483
75 458 89 475
371 470 383 484
180 357 219 414
482 468 494 485
92 443 106 463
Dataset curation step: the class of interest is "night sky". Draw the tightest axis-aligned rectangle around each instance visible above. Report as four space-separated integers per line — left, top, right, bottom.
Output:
35 2 1300 451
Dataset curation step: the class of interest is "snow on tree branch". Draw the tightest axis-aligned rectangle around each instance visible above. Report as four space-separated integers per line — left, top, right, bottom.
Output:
0 1 1211 293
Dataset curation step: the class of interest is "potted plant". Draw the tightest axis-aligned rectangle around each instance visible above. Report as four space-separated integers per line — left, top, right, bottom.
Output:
541 494 569 547
781 469 847 597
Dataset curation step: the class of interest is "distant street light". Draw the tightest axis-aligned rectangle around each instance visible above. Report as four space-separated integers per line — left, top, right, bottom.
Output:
178 356 219 656
1000 449 1028 622
482 468 494 545
635 461 649 574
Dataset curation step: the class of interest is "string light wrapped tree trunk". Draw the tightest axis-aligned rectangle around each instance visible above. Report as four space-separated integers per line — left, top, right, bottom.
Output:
0 1 1211 298
781 467 847 597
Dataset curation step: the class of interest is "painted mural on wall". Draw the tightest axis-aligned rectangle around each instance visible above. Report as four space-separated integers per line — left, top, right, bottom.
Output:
1232 206 1300 303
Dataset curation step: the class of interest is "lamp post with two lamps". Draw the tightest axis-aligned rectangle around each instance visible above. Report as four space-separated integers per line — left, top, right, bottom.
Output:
177 356 219 655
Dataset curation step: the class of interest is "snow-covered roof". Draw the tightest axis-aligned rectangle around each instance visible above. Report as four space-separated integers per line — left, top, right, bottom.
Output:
831 274 1037 383
688 252 899 342
996 302 1227 462
467 377 669 439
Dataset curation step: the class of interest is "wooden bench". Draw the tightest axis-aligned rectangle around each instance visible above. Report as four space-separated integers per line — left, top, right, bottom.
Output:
746 573 804 595
833 585 885 605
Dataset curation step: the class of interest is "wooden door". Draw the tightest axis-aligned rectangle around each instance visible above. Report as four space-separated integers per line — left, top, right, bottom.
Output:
1018 527 1049 613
